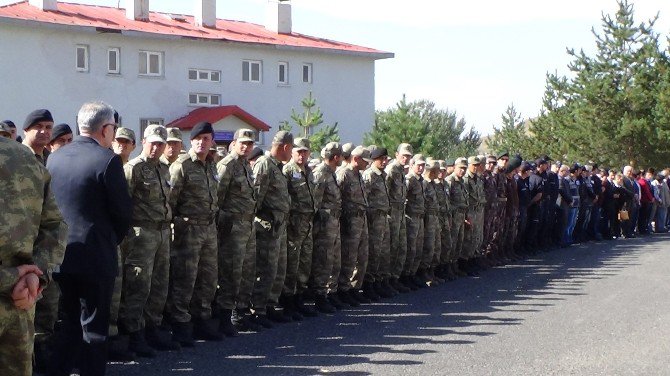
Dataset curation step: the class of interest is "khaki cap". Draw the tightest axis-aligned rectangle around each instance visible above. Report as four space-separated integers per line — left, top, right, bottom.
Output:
166 127 183 142
468 156 481 165
438 160 447 170
321 142 341 159
0 121 11 137
397 143 413 156
294 137 311 152
144 124 167 143
341 142 355 158
455 157 468 168
351 145 373 162
115 127 135 143
272 130 294 145
234 128 256 143
412 154 426 165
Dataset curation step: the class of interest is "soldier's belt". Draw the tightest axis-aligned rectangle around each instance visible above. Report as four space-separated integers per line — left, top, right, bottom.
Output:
221 211 255 221
174 216 214 226
132 221 170 230
498 197 508 202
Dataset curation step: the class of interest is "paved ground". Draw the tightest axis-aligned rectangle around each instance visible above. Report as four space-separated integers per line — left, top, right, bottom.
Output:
108 233 670 376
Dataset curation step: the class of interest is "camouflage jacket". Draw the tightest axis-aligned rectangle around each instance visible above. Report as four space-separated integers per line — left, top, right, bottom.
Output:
283 160 317 214
385 160 407 206
405 171 425 216
422 178 439 215
446 173 469 211
312 162 341 213
464 170 486 209
169 149 218 221
363 164 390 212
336 165 367 214
482 170 498 209
434 179 450 216
254 155 290 215
125 154 171 223
216 151 256 215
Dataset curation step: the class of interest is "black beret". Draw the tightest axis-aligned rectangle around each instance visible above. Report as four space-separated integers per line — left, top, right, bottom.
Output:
50 123 72 143
370 146 388 160
23 109 53 130
505 155 522 173
2 120 16 128
248 146 264 160
535 158 548 166
521 162 533 172
190 121 214 140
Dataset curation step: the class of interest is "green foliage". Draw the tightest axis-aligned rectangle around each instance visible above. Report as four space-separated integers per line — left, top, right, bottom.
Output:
364 95 481 159
529 0 670 168
486 104 532 157
282 91 340 153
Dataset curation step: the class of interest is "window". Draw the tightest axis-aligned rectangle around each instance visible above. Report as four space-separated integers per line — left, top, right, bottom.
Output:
139 118 164 137
76 45 89 72
242 60 262 82
302 63 313 83
188 68 221 82
108 48 120 74
278 61 288 84
188 93 221 107
139 51 163 76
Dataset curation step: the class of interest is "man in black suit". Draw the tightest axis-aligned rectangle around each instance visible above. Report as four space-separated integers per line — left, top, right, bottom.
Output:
46 101 132 376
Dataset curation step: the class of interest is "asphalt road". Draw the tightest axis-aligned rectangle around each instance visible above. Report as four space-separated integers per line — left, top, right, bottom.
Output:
108 233 670 376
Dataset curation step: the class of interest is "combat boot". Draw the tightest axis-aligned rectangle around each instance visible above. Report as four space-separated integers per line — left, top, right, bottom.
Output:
251 312 275 328
234 309 263 332
107 334 136 362
217 309 240 338
338 290 360 307
390 278 411 293
314 294 336 314
266 306 291 324
362 282 381 301
295 294 318 317
374 280 396 298
193 318 224 341
128 329 157 358
383 278 400 295
400 275 419 291
145 325 181 351
279 294 303 321
328 292 347 310
171 321 195 347
351 289 372 304
411 274 427 288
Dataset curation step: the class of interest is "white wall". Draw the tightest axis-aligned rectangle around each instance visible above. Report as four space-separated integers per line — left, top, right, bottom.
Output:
0 23 377 156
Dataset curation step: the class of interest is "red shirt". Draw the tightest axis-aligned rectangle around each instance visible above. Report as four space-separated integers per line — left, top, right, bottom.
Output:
638 177 654 203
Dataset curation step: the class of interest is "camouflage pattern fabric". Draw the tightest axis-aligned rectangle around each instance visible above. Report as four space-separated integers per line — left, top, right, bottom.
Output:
403 171 424 275
363 164 391 283
337 165 368 291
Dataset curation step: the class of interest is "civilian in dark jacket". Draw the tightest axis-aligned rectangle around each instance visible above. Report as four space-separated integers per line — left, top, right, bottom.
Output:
46 101 132 376
556 165 573 246
611 173 632 238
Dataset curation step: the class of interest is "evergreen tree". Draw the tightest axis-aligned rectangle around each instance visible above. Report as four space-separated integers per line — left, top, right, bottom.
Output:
486 104 532 156
281 91 341 153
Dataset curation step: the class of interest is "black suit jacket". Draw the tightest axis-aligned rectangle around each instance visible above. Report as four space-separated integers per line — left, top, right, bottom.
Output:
557 176 573 209
46 136 132 277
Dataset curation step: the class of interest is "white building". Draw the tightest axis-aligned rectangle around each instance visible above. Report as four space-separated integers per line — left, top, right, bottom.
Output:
0 0 392 148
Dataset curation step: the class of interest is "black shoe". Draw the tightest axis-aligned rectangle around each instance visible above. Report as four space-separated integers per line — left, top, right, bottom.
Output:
391 278 411 293
145 325 181 351
400 275 419 291
328 292 348 309
352 289 372 304
128 329 157 358
338 290 359 307
314 294 336 314
33 336 53 373
193 318 224 341
251 313 275 328
217 309 240 338
411 275 427 288
266 306 291 323
295 294 319 317
362 282 381 301
374 280 395 298
279 295 302 321
235 310 263 332
383 279 399 296
107 335 137 362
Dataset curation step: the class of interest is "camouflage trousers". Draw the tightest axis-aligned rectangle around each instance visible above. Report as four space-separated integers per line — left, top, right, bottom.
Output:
482 203 498 253
250 212 288 314
495 205 509 255
215 213 256 311
0 300 34 376
339 211 368 291
451 209 466 259
463 206 484 258
503 209 519 253
309 210 340 296
167 220 217 323
366 209 391 283
417 212 439 272
108 245 123 336
283 212 314 297
388 204 408 279
437 213 453 265
119 226 170 332
403 213 424 275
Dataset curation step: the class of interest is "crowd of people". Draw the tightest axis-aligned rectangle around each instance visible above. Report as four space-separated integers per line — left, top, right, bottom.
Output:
1 101 668 376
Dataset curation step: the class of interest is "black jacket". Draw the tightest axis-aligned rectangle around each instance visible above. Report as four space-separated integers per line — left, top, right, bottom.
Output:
46 136 132 276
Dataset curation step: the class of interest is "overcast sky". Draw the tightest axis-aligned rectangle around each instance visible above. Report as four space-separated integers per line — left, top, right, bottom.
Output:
3 0 670 135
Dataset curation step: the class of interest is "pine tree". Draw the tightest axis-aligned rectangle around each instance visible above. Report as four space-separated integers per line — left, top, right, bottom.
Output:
281 91 340 153
486 104 532 157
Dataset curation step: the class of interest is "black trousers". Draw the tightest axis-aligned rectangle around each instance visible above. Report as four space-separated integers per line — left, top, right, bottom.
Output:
48 273 115 376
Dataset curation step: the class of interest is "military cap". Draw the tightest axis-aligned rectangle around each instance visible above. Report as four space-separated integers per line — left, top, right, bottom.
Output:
351 145 373 162
520 162 533 173
497 152 509 160
467 156 481 165
455 157 468 168
396 143 414 156
486 154 498 162
438 160 447 170
341 142 354 158
425 159 440 171
234 128 256 143
412 154 427 165
115 127 136 143
321 142 341 159
542 154 553 162
24 109 53 130
166 127 183 142
190 121 214 140
2 120 15 128
369 145 388 160
535 158 548 166
445 159 455 167
505 155 522 173
294 137 311 152
0 121 11 137
50 123 72 143
144 124 167 143
249 146 264 160
272 130 293 145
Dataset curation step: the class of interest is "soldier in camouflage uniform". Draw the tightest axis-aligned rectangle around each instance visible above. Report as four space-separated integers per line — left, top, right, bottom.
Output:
214 129 257 336
310 142 342 312
280 138 318 319
337 146 371 305
503 156 522 259
112 127 136 165
0 137 65 376
119 125 179 356
492 153 510 263
434 160 453 280
402 154 426 289
362 146 396 300
462 156 485 274
167 122 221 346
482 155 500 264
384 144 412 293
420 159 441 286
447 158 469 277
161 127 183 166
249 131 293 327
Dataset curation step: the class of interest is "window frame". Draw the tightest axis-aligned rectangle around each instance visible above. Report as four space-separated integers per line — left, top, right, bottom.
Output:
76 44 89 72
107 47 120 74
302 63 313 84
139 118 164 138
139 50 163 77
242 60 262 83
278 61 289 85
188 93 222 107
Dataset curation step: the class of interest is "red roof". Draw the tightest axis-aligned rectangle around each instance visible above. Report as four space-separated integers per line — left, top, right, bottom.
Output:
167 105 271 132
0 1 392 58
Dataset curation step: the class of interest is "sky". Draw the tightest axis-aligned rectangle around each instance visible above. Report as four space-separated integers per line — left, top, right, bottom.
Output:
3 0 670 135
